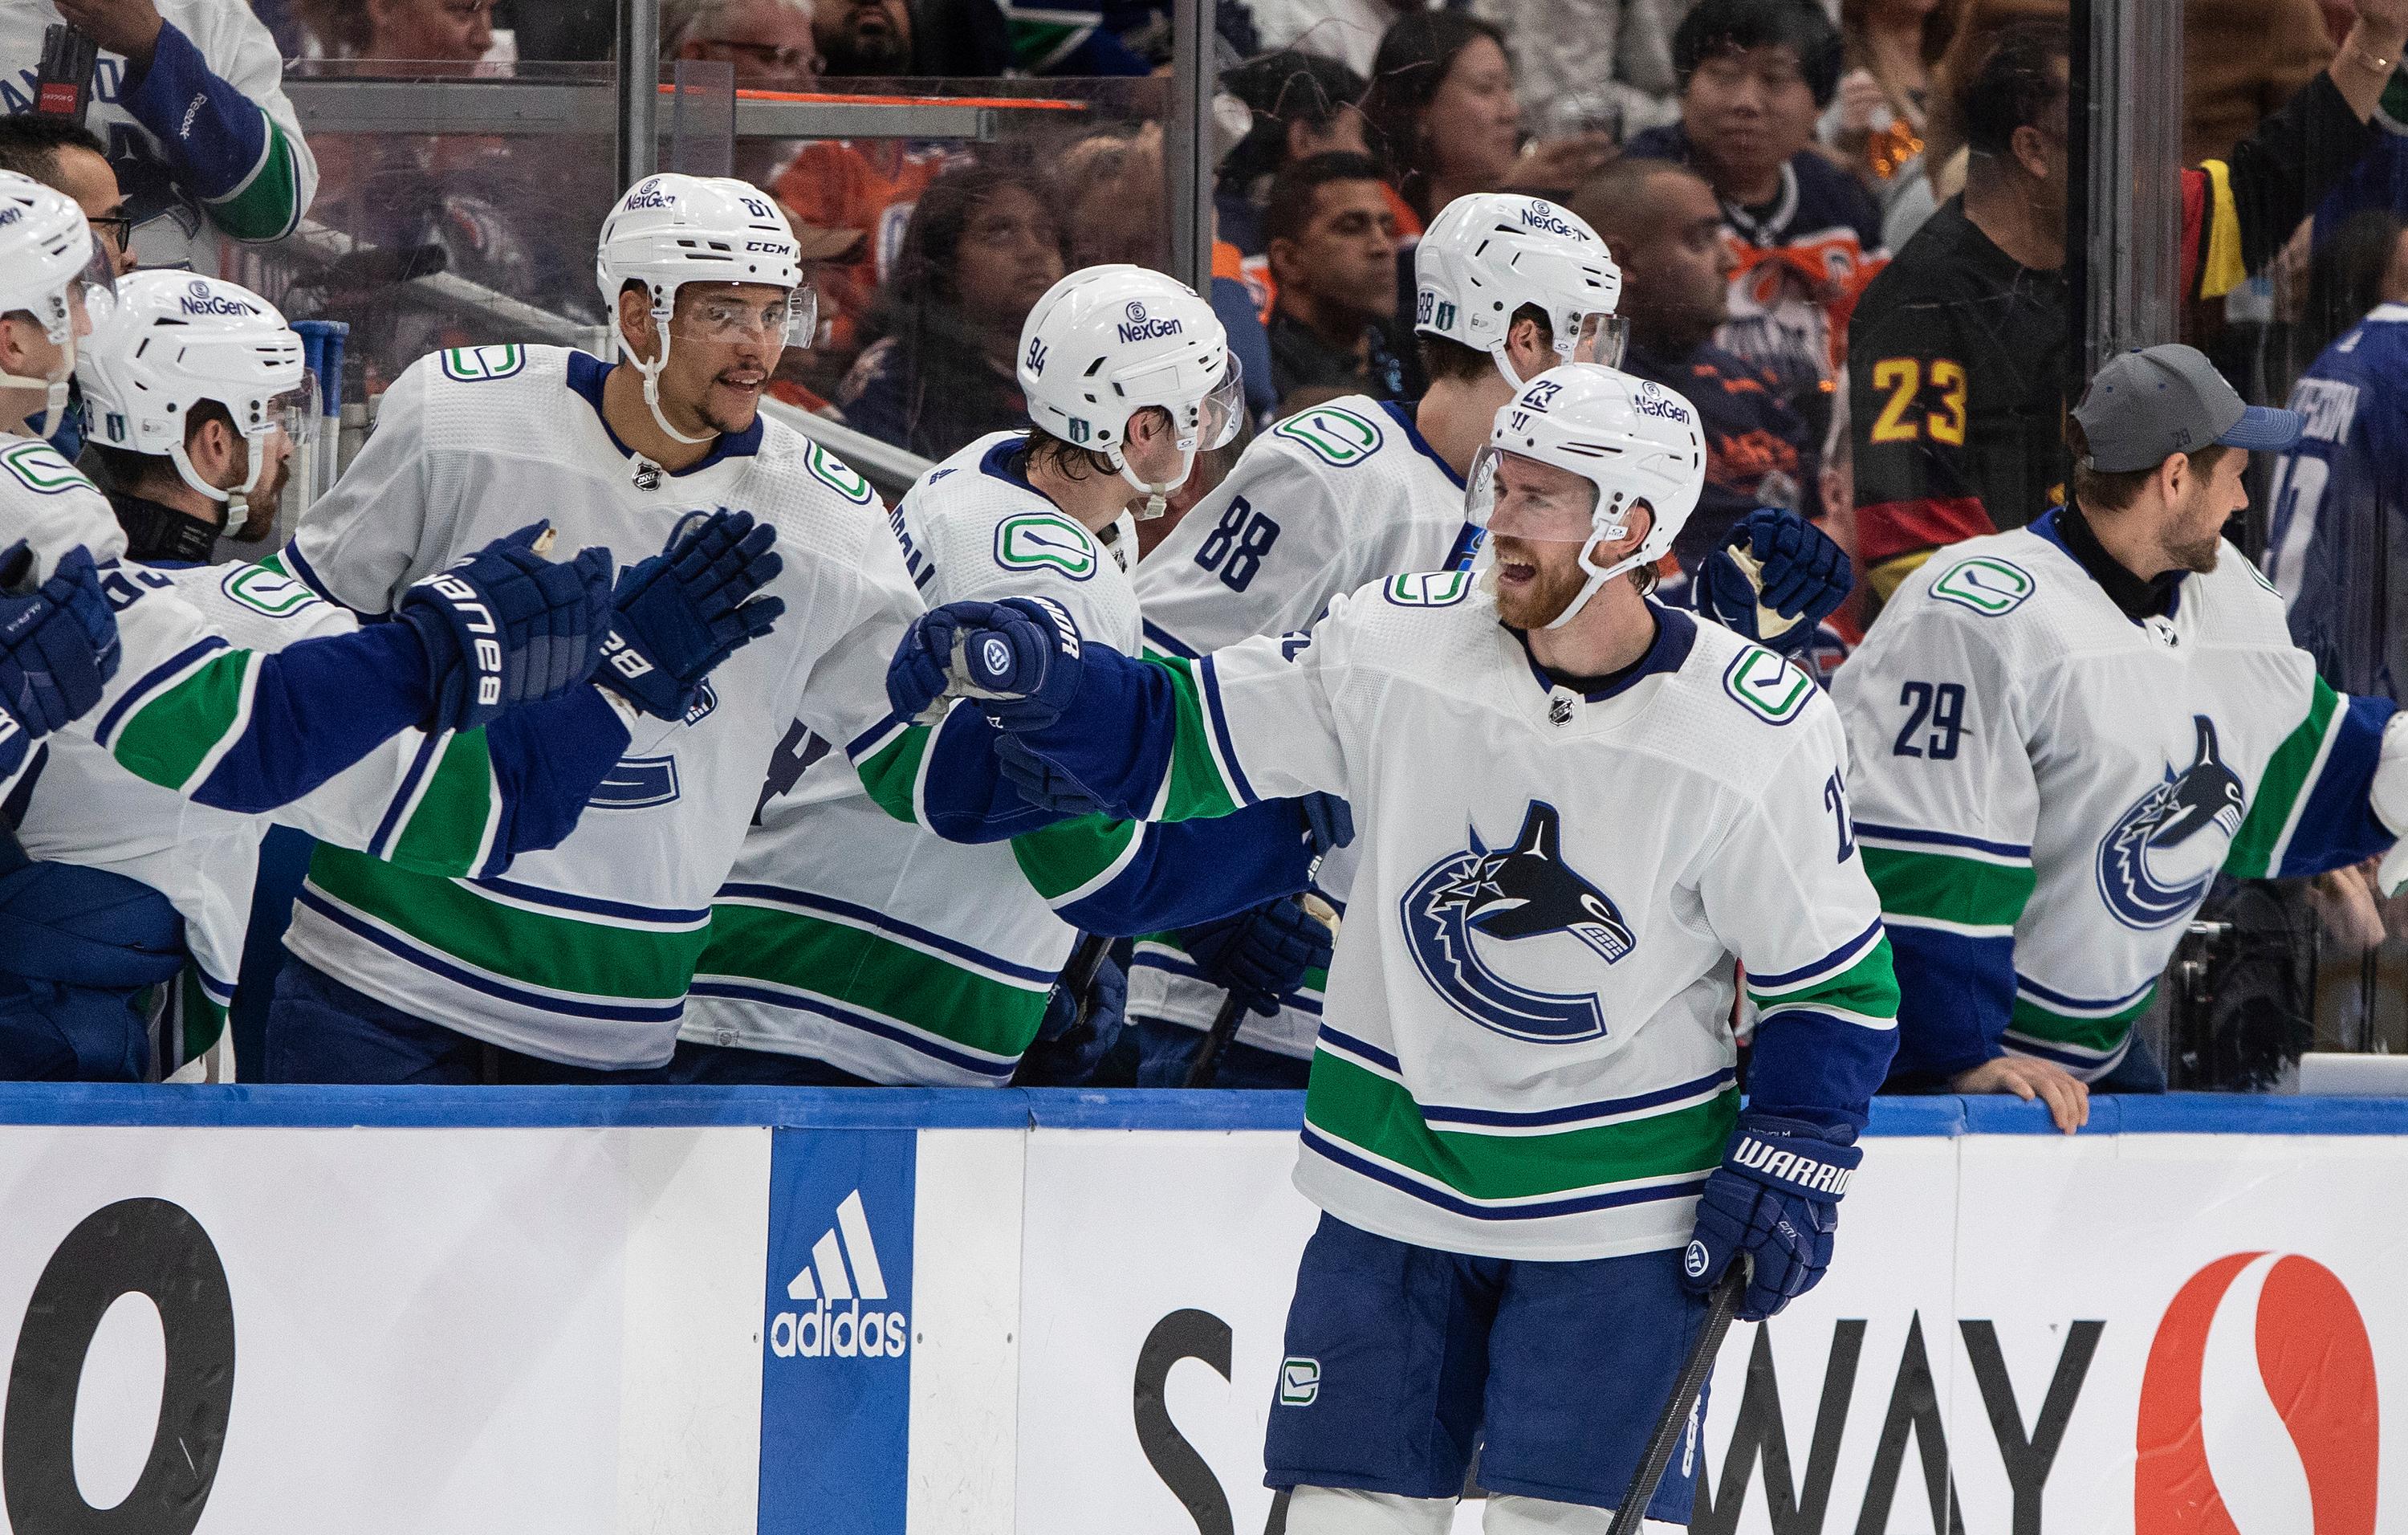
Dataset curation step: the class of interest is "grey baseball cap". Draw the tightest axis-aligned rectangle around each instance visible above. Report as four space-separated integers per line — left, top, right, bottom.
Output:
2072 343 2302 473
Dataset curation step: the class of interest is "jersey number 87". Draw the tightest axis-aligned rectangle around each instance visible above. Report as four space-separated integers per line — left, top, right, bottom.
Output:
1194 496 1283 592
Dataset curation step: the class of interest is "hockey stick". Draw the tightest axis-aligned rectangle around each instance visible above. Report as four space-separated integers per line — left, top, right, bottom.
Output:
1183 894 1338 1089
1605 1265 1746 1535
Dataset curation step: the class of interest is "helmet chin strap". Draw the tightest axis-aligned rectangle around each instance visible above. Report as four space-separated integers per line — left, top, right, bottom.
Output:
166 431 269 527
1113 442 1197 522
2 332 74 437
1541 530 1647 631
1489 339 1531 393
623 307 714 447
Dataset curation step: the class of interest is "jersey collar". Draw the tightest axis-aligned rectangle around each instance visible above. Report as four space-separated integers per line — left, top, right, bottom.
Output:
978 431 1039 493
2031 504 2185 621
563 351 763 474
1510 602 1698 702
1379 400 1466 490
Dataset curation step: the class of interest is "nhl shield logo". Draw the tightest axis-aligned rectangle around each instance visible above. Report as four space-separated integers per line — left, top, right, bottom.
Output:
1398 800 1633 1042
2095 715 2247 930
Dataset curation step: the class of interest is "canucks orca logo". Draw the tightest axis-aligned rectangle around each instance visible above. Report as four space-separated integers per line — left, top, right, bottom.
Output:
1399 801 1633 1042
2095 715 2247 930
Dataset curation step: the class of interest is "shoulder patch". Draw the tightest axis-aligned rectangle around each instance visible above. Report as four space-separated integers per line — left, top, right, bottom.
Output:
0 439 91 497
1383 570 1470 607
218 561 323 620
993 512 1098 580
1722 645 1813 725
1929 555 2036 617
438 344 527 382
1272 405 1384 468
803 441 877 506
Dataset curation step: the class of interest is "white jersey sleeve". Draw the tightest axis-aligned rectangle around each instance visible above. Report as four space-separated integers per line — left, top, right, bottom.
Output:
283 359 445 613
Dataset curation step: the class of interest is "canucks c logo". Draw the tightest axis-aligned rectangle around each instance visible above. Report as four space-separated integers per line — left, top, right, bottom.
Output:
2095 715 2247 930
1398 800 1633 1042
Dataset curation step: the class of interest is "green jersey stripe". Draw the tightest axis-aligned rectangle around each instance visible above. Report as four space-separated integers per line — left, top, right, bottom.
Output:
112 650 258 792
1303 1051 1736 1203
2226 678 2340 878
699 904 1051 1059
2008 985 2155 1053
1747 935 1900 1023
389 730 502 877
1011 813 1140 902
1147 654 1244 820
204 120 303 240
307 847 706 1000
1862 844 2036 929
855 719 931 824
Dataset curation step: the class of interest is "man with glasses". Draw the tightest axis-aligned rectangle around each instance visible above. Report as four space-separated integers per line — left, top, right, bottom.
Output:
3 0 317 268
664 0 821 91
0 115 134 458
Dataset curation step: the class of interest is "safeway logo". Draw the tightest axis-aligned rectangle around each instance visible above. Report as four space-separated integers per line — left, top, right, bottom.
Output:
2136 1252 2377 1533
767 1188 907 1362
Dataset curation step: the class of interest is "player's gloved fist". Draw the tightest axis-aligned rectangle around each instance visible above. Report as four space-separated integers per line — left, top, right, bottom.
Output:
1178 894 1336 1016
886 596 1086 730
1682 1112 1862 1321
0 542 121 739
597 509 787 719
1691 508 1851 654
1301 792 1353 855
992 733 1110 816
397 522 615 733
1019 951 1127 1084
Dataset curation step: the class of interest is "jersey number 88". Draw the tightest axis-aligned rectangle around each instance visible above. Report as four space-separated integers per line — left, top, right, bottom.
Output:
1194 496 1283 592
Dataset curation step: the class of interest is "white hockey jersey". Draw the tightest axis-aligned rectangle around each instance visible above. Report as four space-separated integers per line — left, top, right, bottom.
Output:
1835 517 2402 1084
1 0 316 264
281 344 919 1069
1034 579 1899 1260
1130 394 1478 1059
682 431 1142 1083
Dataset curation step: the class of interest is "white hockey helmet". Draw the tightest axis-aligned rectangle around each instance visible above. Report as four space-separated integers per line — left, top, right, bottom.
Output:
1467 364 1705 629
1414 193 1625 388
595 173 817 445
1017 264 1243 517
0 170 116 428
79 271 314 521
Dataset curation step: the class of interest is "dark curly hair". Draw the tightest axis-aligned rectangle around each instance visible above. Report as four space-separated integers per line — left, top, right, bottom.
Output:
1359 11 1507 221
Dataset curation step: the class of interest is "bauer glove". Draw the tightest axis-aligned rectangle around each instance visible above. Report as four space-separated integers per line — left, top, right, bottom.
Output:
1178 894 1336 1017
596 509 787 719
886 596 1087 730
396 522 614 734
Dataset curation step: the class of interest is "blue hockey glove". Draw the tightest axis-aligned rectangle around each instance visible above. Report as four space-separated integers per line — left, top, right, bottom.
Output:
1019 951 1127 1084
994 732 1111 816
597 509 787 719
1302 792 1353 856
1682 1112 1862 1321
397 523 615 733
1178 894 1336 1017
886 596 1086 730
1691 508 1850 653
0 543 120 743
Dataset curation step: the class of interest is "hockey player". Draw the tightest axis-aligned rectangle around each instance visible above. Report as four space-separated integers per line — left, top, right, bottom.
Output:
0 268 776 1081
1841 344 2408 1130
675 262 1340 1085
262 173 962 1083
1129 191 1854 1088
892 364 1899 1529
1 173 616 825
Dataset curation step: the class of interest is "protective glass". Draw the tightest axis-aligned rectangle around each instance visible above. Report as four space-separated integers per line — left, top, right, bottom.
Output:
672 286 819 349
1570 311 1629 368
1191 357 1245 451
1466 445 1601 543
270 368 321 449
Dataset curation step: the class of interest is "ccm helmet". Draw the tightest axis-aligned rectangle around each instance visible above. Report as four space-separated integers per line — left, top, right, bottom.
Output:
1415 193 1625 387
596 173 816 445
79 271 311 530
1017 264 1242 517
0 171 115 428
1467 364 1705 629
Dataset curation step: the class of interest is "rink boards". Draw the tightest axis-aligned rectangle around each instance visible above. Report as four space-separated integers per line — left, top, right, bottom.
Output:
0 1088 2393 1534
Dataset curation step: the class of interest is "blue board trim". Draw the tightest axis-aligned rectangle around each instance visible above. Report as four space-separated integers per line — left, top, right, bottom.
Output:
0 1086 2396 1134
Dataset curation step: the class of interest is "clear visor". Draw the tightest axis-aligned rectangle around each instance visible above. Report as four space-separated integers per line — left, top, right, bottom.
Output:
669 287 819 350
270 368 321 448
1466 444 1603 543
1190 357 1245 451
1568 311 1628 368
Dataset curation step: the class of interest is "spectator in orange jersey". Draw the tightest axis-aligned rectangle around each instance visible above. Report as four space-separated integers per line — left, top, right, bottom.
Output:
770 140 959 380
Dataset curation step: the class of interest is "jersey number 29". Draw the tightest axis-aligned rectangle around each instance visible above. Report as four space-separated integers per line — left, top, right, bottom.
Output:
1194 496 1283 592
1893 680 1966 759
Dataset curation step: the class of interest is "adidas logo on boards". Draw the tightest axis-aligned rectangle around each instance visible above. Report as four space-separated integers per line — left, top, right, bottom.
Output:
768 1189 909 1362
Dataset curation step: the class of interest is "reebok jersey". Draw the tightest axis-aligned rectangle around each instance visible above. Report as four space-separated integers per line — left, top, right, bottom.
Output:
1 0 315 263
2264 304 2408 700
281 344 919 1069
683 432 1142 1084
1836 518 2398 1084
1080 581 1898 1260
1130 395 1475 1061
8 552 604 1071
